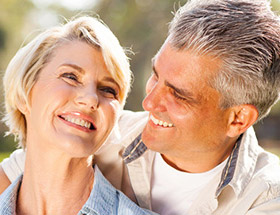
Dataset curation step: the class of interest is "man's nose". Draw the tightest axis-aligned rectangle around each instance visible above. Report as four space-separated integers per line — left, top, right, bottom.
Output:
142 84 166 112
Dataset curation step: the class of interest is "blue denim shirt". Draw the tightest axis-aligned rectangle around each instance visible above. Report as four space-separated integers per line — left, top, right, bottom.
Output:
0 166 156 215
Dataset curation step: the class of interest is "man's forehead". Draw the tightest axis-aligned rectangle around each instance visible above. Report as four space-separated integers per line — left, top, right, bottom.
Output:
155 42 223 76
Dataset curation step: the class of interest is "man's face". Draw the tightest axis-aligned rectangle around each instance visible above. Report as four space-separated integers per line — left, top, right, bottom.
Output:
142 41 233 170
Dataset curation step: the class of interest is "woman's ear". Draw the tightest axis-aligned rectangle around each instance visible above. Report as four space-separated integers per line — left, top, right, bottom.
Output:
16 98 29 115
226 104 258 138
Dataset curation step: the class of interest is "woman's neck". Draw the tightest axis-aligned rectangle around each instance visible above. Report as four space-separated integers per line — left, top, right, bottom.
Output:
16 147 95 215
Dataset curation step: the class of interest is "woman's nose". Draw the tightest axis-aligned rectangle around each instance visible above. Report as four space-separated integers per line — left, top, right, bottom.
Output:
75 88 99 111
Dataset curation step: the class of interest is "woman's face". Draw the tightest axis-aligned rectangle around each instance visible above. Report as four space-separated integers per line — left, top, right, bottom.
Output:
23 41 122 157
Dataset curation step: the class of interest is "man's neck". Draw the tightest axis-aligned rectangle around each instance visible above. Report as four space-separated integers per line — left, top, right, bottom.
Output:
161 137 238 173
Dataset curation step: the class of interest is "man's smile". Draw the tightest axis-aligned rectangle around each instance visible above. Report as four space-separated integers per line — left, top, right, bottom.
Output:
150 114 174 128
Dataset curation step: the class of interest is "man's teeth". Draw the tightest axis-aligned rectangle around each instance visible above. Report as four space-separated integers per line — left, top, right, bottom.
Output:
150 115 173 127
64 116 91 129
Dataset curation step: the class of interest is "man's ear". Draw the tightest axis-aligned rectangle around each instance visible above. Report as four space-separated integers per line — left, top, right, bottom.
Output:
226 104 258 138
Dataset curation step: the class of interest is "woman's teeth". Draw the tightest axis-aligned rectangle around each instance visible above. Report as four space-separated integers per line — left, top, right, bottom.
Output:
150 115 174 127
64 116 91 129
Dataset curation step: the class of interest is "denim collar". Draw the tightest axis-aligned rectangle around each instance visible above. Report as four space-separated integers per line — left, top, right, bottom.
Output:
80 166 117 215
215 136 242 197
0 174 22 215
0 167 121 215
123 133 146 164
81 166 156 215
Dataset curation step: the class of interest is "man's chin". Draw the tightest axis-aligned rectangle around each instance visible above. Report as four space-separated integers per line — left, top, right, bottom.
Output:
142 130 162 151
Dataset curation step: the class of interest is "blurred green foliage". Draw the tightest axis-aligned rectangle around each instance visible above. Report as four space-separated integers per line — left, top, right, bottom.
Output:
0 0 280 155
0 152 12 162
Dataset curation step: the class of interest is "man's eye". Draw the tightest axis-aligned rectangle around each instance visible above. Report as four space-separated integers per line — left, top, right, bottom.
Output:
172 90 187 101
151 71 158 80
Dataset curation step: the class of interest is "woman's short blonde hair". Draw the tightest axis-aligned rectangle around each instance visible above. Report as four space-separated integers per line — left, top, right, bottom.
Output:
2 16 132 148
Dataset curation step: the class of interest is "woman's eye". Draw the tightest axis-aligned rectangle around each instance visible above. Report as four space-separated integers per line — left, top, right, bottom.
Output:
99 87 118 99
61 73 80 84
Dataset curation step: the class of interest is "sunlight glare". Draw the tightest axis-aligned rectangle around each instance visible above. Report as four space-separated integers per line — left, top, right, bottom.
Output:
31 0 100 11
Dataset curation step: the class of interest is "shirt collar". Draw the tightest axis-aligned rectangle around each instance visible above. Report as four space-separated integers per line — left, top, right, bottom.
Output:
122 133 147 164
123 127 261 199
0 174 23 215
0 167 117 215
223 126 261 197
79 166 116 215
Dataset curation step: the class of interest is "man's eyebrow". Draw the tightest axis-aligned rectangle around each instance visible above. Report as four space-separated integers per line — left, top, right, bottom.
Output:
152 59 198 103
152 60 192 97
152 64 159 78
165 80 194 99
59 63 85 74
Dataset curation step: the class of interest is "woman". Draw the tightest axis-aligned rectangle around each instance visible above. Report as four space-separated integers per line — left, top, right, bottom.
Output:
0 16 156 215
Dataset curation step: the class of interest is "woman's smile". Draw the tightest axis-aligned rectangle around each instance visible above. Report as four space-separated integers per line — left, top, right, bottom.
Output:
58 111 96 132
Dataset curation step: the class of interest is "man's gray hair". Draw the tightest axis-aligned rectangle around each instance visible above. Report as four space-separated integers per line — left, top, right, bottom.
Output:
169 0 280 121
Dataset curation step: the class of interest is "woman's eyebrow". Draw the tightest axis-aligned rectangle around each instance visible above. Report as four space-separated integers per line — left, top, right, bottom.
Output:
102 76 120 89
59 63 85 74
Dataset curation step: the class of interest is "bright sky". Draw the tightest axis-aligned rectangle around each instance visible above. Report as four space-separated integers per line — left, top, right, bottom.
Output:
25 0 101 30
31 0 99 11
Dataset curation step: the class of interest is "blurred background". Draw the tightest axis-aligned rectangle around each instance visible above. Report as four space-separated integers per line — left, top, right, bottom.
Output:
0 0 280 161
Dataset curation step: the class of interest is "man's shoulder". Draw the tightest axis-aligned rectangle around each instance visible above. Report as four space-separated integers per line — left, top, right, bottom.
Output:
255 149 280 186
218 128 280 213
117 110 149 147
119 110 149 128
237 127 280 185
104 110 148 147
250 150 280 207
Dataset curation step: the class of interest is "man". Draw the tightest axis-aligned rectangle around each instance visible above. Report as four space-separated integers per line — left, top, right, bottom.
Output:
1 0 280 214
